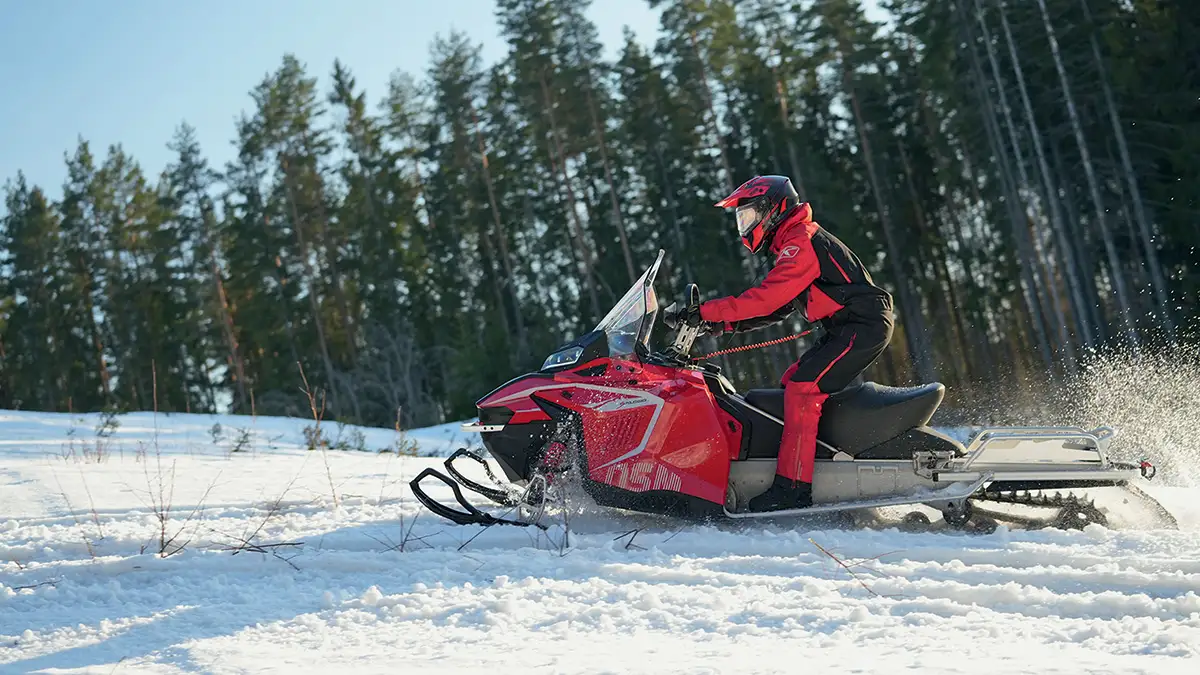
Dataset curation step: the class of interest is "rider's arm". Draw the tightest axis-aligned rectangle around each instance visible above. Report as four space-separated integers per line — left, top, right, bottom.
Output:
698 240 820 324
727 303 797 334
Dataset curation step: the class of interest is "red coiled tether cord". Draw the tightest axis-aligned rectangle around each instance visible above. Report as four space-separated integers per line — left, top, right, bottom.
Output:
695 329 814 360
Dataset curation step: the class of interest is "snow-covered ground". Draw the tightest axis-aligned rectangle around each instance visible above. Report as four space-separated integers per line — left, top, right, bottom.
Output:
1 409 1198 674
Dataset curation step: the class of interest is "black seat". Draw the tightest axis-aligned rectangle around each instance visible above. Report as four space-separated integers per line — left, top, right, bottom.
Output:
742 380 945 456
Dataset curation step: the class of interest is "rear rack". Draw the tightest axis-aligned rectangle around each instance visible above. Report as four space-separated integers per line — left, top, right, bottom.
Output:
963 426 1116 454
913 425 1133 484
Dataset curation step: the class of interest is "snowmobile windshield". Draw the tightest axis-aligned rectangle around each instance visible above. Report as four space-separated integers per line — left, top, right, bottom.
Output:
593 250 664 358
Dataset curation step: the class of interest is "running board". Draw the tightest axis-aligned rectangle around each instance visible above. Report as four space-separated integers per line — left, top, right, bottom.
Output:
722 475 992 519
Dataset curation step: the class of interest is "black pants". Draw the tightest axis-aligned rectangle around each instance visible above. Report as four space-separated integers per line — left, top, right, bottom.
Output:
783 319 893 392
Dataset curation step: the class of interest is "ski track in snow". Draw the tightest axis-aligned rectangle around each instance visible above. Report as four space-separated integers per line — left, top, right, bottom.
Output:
0 410 1198 674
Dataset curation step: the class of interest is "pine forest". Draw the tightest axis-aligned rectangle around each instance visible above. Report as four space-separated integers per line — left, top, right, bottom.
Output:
2 0 1198 428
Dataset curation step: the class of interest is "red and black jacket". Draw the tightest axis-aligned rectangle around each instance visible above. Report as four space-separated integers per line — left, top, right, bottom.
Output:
699 204 893 332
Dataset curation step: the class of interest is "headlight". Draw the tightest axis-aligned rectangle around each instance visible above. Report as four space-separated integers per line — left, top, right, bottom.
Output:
542 346 584 370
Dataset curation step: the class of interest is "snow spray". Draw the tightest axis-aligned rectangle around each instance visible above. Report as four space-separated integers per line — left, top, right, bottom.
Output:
1069 344 1200 488
940 340 1200 488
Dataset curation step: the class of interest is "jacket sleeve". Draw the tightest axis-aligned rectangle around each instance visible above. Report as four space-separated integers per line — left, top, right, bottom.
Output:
699 242 821 324
729 303 798 334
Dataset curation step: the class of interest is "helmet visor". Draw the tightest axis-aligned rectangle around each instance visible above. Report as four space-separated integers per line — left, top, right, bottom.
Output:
736 203 764 237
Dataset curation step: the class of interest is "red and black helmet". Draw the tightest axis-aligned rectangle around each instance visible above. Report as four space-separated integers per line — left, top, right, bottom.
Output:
715 175 801 253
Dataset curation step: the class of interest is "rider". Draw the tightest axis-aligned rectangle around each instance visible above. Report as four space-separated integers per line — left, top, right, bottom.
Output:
684 175 894 512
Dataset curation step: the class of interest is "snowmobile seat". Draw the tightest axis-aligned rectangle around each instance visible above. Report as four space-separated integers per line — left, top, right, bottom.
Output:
743 381 946 456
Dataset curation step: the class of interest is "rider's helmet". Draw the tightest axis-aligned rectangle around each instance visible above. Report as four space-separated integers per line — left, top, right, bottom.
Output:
714 175 802 253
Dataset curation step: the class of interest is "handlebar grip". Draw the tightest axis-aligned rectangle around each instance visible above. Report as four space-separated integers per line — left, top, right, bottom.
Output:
686 283 700 311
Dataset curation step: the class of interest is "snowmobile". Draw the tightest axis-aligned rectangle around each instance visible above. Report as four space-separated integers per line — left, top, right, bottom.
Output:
412 250 1174 531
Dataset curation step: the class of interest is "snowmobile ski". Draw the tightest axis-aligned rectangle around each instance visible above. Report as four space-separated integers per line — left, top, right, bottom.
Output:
442 448 524 507
410 449 548 529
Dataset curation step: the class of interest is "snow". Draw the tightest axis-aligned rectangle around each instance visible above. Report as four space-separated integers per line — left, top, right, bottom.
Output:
1 409 1198 674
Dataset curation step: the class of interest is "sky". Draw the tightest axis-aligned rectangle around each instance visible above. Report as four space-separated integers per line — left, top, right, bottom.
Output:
0 0 663 198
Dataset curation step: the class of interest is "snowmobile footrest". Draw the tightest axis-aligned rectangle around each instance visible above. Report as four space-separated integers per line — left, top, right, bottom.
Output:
410 467 546 529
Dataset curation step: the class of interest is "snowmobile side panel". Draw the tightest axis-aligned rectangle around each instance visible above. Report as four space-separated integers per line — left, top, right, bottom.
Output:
530 367 734 506
475 372 555 409
581 481 726 519
478 360 739 509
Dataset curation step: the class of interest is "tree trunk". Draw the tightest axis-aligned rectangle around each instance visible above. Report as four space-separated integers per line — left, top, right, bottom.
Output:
76 257 113 401
1035 0 1140 350
841 63 936 383
689 30 760 282
280 156 340 415
581 69 637 284
1107 144 1154 319
35 277 63 409
957 0 1055 371
298 131 356 360
916 91 996 373
262 218 307 383
1049 139 1106 339
1079 0 1175 342
475 210 514 357
210 249 248 412
566 21 636 284
772 72 809 199
995 0 1095 351
974 0 1076 372
123 228 154 410
539 70 603 320
690 30 734 194
471 105 529 365
897 140 971 382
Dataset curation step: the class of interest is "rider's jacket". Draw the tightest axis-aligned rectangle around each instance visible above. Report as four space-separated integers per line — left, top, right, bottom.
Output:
699 204 893 333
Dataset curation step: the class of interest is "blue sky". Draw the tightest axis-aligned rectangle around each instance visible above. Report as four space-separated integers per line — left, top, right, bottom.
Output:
0 0 662 197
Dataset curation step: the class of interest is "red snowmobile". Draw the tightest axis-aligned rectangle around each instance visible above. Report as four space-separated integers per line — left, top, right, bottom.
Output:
412 250 1173 531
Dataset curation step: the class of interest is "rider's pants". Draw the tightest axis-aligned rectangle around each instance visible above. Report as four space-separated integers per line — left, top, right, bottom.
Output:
776 319 893 483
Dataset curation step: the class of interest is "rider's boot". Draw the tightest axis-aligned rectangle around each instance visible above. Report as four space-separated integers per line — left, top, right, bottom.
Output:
748 381 825 512
748 474 813 512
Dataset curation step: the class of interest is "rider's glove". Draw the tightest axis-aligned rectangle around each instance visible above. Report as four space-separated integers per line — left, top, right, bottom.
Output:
702 321 726 337
664 304 703 329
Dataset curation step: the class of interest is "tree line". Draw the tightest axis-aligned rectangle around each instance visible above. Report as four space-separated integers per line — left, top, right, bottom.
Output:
2 0 1197 428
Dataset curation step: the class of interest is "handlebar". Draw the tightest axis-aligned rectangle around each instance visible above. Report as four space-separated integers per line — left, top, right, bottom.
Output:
656 283 705 365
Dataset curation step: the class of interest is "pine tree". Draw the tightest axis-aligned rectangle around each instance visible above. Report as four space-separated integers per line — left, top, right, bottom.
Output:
164 123 242 412
57 140 113 408
1 177 72 410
